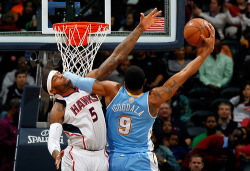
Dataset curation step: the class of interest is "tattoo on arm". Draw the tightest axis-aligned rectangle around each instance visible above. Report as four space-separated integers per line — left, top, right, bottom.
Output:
157 80 180 98
96 56 118 80
162 80 180 93
49 109 56 124
49 103 65 124
56 103 64 112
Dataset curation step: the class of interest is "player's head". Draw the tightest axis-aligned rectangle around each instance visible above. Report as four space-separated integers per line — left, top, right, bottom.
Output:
42 69 72 95
124 65 145 91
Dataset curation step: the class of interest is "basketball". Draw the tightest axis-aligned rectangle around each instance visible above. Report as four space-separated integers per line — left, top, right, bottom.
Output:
184 18 210 47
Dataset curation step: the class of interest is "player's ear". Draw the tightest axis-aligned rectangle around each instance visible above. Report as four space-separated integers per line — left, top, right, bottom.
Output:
49 88 56 95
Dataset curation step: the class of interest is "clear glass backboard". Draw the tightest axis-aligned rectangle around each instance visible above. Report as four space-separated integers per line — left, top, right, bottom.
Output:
0 0 185 50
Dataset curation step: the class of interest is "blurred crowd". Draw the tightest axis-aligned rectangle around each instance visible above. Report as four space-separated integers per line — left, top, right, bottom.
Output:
0 0 250 171
0 0 39 31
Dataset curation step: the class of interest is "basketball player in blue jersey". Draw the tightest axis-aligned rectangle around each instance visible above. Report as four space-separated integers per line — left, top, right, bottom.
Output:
64 23 215 170
42 8 164 171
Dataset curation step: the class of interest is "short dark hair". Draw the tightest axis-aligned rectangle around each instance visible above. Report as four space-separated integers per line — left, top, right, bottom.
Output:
205 113 218 122
15 69 27 77
218 101 232 111
124 65 145 91
189 154 204 163
169 132 180 139
42 69 51 94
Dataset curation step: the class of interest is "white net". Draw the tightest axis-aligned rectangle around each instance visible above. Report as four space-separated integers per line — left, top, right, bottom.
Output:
54 23 109 77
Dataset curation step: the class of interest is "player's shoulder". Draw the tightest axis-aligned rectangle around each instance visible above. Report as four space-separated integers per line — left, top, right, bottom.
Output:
148 88 165 107
102 80 122 91
55 98 66 107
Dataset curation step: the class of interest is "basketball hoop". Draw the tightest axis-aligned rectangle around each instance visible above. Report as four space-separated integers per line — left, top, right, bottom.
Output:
53 22 109 76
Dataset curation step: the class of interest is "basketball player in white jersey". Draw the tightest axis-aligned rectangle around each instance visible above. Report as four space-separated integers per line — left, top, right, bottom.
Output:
42 8 164 171
64 23 215 170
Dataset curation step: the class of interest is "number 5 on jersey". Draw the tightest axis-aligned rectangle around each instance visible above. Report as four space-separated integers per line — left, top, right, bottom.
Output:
89 107 98 122
118 116 132 135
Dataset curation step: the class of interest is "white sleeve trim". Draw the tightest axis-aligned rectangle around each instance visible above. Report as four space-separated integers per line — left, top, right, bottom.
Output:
48 123 63 155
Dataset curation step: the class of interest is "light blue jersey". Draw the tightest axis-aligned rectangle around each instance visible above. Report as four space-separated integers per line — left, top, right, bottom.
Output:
106 87 156 154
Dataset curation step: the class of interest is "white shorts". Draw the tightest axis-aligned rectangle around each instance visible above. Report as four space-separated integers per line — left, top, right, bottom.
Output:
62 146 109 171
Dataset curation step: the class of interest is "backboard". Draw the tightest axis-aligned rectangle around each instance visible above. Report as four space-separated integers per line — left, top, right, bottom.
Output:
0 0 185 51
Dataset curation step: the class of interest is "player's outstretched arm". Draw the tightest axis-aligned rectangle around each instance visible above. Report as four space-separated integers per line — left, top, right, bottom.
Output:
87 8 163 80
148 24 215 116
64 71 119 101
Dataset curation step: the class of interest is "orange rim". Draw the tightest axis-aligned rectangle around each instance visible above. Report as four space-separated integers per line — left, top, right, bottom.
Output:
53 22 109 33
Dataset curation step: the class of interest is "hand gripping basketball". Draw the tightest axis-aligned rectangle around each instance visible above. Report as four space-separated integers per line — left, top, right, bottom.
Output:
184 18 210 47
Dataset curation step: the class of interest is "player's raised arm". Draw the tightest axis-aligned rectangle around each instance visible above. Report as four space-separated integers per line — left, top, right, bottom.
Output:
86 8 163 80
149 23 215 114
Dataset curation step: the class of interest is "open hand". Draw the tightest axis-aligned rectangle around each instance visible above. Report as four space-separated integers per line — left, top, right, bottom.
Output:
139 8 164 31
55 150 64 170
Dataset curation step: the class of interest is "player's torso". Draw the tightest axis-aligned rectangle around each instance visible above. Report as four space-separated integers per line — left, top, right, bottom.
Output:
62 89 106 150
106 87 156 153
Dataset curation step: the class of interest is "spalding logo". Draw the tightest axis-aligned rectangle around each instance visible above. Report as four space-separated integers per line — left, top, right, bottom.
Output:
27 129 64 144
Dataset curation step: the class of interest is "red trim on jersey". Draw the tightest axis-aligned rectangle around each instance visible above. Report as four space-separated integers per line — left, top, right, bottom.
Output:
69 146 75 171
104 148 109 159
64 131 86 149
104 148 109 171
62 88 78 97
82 136 86 149
104 148 109 168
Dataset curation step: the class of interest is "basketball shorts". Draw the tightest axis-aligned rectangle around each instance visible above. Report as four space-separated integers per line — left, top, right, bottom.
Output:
109 151 158 171
61 146 109 171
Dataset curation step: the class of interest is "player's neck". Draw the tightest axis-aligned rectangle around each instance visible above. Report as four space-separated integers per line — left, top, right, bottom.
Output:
60 87 75 96
126 88 143 96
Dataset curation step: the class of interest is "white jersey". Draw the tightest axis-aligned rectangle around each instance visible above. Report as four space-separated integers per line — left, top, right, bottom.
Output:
59 88 107 151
